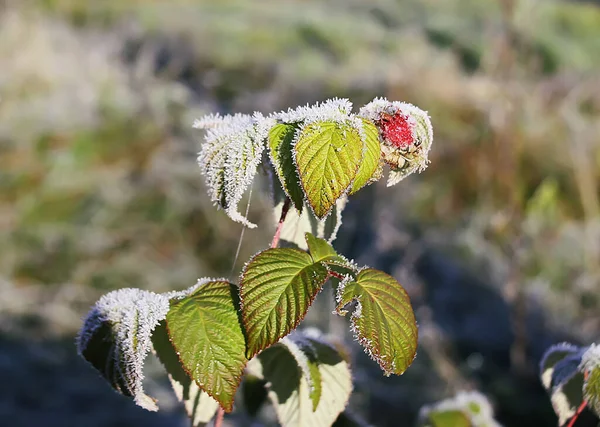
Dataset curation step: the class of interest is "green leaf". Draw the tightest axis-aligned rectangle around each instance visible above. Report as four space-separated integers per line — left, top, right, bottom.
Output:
582 344 600 418
77 288 170 411
247 332 352 427
305 232 356 277
418 391 499 427
349 119 381 195
195 113 271 228
294 121 363 218
425 410 472 427
152 322 219 426
584 366 600 417
274 197 347 251
336 269 417 376
268 123 305 211
166 280 248 412
240 248 329 357
305 232 337 262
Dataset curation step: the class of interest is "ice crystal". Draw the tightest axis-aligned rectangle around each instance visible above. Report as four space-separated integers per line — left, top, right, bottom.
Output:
581 343 600 418
166 277 229 300
77 288 170 411
581 343 600 372
272 98 353 125
195 112 273 228
359 97 433 186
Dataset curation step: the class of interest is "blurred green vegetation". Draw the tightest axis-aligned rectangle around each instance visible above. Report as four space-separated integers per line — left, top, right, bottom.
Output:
0 0 599 424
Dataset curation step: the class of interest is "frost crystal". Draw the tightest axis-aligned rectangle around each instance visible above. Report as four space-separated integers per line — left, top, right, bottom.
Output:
77 288 170 411
581 343 600 372
272 98 353 125
166 277 229 300
581 343 600 418
195 112 273 228
359 97 433 186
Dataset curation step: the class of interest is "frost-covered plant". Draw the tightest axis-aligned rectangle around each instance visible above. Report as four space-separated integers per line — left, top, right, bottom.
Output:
540 342 600 427
418 391 502 427
77 97 433 426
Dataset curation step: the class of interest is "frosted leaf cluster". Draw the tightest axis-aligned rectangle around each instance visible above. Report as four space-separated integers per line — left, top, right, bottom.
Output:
272 98 353 125
194 113 273 228
359 97 433 186
77 288 170 411
194 97 433 227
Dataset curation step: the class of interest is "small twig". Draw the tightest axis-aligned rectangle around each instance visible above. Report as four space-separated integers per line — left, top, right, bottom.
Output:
214 407 225 427
271 198 291 249
566 399 587 427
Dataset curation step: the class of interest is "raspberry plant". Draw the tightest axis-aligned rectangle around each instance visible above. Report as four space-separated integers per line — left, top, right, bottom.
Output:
540 342 600 427
77 98 433 426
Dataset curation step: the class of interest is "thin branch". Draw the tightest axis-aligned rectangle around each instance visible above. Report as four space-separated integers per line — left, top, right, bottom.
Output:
271 198 291 249
214 407 225 427
566 399 587 427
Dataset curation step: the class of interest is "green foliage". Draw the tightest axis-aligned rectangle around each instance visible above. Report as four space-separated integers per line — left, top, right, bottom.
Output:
294 121 363 218
539 342 600 426
240 247 330 357
425 410 472 427
78 97 428 425
152 322 219 426
581 345 600 420
166 280 248 412
349 119 381 195
336 269 418 376
76 288 170 411
268 123 305 212
418 391 501 427
246 331 352 427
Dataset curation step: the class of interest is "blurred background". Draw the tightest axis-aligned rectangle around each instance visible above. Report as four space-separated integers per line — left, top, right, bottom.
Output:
1 0 599 425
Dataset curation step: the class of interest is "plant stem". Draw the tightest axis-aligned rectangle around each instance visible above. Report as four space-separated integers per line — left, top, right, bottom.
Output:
271 198 291 248
566 400 587 427
214 198 290 426
329 270 345 280
214 407 224 427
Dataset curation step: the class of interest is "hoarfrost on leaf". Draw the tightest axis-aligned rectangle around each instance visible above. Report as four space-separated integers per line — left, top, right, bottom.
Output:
195 112 273 228
539 342 587 425
335 268 418 376
581 344 600 418
77 288 170 411
246 329 352 426
272 98 354 125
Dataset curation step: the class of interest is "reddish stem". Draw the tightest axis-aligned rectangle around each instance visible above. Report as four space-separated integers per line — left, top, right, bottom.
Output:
214 407 225 427
566 399 587 427
271 198 291 249
329 270 345 280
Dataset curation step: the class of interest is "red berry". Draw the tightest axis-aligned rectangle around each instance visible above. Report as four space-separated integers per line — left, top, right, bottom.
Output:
379 113 414 149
